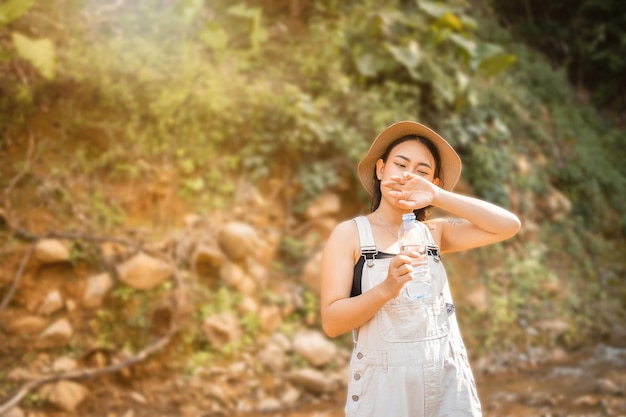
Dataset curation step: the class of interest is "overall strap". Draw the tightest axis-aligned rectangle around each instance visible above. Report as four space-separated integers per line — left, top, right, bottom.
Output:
419 221 442 262
353 216 378 267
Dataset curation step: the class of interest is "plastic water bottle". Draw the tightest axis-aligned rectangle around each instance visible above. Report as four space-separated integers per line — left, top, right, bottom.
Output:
398 213 431 299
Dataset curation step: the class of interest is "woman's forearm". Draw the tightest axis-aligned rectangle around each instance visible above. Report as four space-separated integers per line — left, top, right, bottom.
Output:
322 284 392 338
432 189 521 236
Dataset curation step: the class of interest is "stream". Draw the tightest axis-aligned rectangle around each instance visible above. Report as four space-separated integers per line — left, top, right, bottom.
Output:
240 343 626 417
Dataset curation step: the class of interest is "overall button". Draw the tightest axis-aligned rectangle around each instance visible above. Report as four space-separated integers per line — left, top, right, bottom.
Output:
352 395 360 402
356 352 364 359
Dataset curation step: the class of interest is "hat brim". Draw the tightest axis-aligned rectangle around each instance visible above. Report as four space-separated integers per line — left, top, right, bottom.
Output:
357 121 462 196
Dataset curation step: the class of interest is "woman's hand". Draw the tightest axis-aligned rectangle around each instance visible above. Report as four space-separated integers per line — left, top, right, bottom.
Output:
380 250 423 299
382 172 440 210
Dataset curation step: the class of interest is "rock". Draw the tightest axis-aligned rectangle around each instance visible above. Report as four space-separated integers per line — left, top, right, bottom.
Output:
302 217 337 250
6 367 40 381
466 285 489 314
129 391 147 404
302 250 323 296
304 192 341 220
37 290 64 316
217 222 259 263
39 380 89 412
536 319 569 337
247 259 268 286
270 332 292 352
540 185 572 222
83 272 114 308
279 385 301 407
52 357 78 373
237 296 259 315
202 313 242 349
597 378 621 395
293 330 337 368
257 341 287 372
193 244 225 275
258 304 282 334
2 407 24 417
116 252 173 291
35 239 70 264
518 219 540 241
573 394 601 406
220 262 257 295
257 397 282 413
3 314 48 335
35 318 73 349
287 368 337 394
100 241 126 263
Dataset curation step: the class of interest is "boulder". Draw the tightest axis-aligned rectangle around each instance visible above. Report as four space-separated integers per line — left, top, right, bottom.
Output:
202 313 242 349
35 239 70 264
287 368 337 394
83 272 114 308
39 380 89 412
37 290 64 316
304 191 341 220
117 252 173 291
293 330 337 368
3 314 48 335
302 250 323 296
217 222 259 263
35 318 73 349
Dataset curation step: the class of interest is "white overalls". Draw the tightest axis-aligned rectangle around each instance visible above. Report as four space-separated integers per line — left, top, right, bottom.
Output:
346 216 482 417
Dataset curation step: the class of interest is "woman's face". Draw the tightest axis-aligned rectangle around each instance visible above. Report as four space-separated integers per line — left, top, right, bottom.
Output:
376 140 439 185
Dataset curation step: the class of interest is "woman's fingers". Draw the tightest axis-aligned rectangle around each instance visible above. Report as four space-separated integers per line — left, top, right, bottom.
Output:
393 255 414 281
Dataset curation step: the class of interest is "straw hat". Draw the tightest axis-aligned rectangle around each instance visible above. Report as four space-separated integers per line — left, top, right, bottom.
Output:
357 121 462 196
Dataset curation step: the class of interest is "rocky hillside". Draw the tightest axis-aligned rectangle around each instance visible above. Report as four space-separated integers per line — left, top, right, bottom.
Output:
0 163 579 416
1 0 625 415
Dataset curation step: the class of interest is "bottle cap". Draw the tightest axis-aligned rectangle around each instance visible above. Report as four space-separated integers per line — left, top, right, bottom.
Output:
402 213 416 222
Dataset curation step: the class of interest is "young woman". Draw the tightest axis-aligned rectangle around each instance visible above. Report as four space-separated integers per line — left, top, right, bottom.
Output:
320 121 521 416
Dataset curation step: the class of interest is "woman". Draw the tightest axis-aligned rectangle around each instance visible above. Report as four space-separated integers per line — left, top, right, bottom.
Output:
320 121 520 416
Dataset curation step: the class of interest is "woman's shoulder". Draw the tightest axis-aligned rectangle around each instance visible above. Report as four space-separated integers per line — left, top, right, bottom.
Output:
324 217 362 260
332 217 361 236
327 217 365 247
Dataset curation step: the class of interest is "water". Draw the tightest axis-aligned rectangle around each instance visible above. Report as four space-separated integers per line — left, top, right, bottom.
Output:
238 343 626 417
401 243 431 299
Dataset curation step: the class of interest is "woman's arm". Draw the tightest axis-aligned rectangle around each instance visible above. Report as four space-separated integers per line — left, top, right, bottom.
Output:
428 189 521 253
320 220 413 337
385 172 521 253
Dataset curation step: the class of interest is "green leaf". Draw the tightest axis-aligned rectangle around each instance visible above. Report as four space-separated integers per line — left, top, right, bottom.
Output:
386 40 421 69
478 54 517 77
438 12 463 31
449 33 476 57
354 53 384 77
0 0 34 26
227 3 267 50
418 1 457 19
12 32 56 80
199 21 229 51
183 177 205 193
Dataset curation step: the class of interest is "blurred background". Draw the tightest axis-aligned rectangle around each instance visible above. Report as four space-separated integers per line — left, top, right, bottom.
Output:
1 0 625 416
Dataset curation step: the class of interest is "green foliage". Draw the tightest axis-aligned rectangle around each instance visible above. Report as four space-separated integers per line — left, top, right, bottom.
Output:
0 0 624 358
11 32 55 79
491 0 626 113
0 0 34 25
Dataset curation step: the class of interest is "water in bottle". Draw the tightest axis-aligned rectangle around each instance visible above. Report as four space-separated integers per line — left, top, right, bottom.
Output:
398 213 431 299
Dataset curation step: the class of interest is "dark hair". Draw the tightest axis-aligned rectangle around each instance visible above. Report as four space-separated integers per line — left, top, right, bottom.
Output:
370 135 442 221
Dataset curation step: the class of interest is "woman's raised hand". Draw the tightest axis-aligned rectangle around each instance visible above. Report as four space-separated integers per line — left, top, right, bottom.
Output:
382 172 440 210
